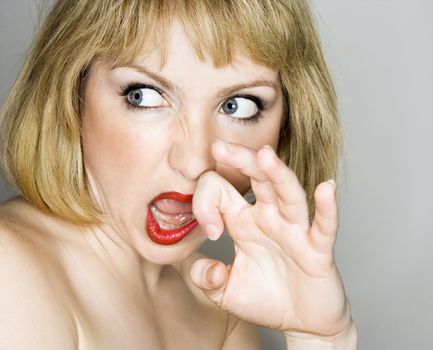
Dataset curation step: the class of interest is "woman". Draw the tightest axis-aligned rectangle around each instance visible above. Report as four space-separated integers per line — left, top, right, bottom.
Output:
0 0 358 348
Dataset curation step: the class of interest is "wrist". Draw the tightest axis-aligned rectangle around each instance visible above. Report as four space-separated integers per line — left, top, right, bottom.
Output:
284 319 358 350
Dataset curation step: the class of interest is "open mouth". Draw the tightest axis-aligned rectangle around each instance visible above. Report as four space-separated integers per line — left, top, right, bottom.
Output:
149 204 195 230
146 192 198 245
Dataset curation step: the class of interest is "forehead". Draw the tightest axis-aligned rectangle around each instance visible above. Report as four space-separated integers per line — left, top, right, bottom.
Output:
143 22 277 75
98 0 292 75
102 21 280 90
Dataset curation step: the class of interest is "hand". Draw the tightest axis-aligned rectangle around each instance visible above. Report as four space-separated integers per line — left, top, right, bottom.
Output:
190 140 351 336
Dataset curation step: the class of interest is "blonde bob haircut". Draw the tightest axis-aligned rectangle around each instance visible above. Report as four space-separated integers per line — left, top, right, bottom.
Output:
0 0 342 225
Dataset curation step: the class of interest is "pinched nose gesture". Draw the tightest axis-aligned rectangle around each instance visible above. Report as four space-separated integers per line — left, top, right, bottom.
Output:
190 140 352 337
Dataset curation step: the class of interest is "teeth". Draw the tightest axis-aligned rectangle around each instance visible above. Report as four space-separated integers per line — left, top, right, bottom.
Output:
150 205 195 230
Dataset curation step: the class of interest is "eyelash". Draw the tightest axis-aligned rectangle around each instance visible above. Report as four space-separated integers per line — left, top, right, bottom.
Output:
119 83 267 125
120 82 164 112
224 94 265 125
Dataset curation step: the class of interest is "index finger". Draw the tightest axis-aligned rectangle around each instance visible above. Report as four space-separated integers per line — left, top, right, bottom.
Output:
257 146 310 230
211 139 278 205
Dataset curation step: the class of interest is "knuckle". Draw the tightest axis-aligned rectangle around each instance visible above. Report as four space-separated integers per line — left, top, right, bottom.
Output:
255 204 279 225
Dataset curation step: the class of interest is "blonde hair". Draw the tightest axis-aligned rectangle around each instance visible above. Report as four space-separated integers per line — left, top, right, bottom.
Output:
0 0 342 224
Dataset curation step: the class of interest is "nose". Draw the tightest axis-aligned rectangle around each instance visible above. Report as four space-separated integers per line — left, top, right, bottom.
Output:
168 117 216 181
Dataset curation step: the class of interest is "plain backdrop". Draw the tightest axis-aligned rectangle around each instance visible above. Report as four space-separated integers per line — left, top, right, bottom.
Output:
1 1 432 349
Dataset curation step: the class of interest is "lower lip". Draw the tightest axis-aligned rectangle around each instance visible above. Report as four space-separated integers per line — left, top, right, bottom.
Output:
145 206 198 245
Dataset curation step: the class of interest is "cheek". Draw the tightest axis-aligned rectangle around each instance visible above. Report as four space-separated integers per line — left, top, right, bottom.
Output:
81 98 168 187
82 117 143 176
81 73 166 181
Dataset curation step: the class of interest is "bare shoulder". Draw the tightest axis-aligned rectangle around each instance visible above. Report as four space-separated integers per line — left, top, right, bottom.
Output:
0 199 78 349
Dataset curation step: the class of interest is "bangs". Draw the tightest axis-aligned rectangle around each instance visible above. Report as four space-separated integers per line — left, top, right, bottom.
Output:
92 0 304 69
1 0 339 224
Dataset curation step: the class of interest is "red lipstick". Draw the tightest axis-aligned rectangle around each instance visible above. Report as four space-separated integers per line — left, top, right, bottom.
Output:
146 192 198 245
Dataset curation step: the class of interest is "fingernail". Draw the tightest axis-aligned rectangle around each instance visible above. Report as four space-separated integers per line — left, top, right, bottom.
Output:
205 224 220 241
206 263 220 285
326 179 336 188
262 145 276 158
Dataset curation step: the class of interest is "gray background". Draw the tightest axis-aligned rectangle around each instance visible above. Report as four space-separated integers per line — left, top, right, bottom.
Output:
1 1 432 349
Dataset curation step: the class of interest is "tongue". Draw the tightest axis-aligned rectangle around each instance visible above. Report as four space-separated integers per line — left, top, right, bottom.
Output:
153 199 193 215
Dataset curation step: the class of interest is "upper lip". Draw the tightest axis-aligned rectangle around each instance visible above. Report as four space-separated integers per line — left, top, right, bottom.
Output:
150 192 193 204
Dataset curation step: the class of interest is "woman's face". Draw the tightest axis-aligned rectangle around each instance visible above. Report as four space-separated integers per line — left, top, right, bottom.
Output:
81 22 284 264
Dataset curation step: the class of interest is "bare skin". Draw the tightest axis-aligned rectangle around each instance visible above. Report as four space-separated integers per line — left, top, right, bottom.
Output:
0 21 357 350
0 22 275 349
0 198 258 349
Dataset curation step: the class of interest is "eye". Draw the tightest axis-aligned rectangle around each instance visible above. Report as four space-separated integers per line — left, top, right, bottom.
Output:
121 84 169 109
220 96 260 119
127 87 166 108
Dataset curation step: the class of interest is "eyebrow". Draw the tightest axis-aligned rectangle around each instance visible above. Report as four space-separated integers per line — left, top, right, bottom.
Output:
216 80 278 98
114 64 279 97
115 64 176 91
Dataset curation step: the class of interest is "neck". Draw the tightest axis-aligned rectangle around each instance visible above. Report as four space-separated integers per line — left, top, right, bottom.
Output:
78 223 177 293
13 195 186 295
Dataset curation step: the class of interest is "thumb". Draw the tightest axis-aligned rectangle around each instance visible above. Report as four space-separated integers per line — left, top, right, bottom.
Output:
190 258 230 308
193 171 247 241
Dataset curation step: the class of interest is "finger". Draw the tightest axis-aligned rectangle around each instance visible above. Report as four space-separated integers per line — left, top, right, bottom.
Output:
193 171 249 241
190 258 229 308
257 146 309 229
252 204 307 257
310 180 339 253
212 139 278 205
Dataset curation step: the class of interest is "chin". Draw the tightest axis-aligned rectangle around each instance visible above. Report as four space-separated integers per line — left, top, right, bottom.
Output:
134 227 208 265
